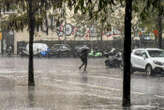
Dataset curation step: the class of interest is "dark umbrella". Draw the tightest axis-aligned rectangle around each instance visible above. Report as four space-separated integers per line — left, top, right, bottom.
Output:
79 46 90 53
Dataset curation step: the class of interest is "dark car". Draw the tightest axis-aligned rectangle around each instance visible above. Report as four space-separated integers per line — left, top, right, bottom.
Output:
48 44 73 57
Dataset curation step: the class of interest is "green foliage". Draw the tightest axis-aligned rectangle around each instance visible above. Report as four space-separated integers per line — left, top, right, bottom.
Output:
0 0 64 32
130 0 164 34
70 0 125 35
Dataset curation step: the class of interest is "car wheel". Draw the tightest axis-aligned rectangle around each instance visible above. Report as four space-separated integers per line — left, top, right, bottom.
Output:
105 60 109 66
145 65 153 75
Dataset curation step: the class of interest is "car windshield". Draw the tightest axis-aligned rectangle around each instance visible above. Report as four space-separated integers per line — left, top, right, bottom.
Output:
148 50 164 57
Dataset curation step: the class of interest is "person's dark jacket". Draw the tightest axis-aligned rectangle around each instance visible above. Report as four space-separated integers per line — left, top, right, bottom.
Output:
80 50 88 60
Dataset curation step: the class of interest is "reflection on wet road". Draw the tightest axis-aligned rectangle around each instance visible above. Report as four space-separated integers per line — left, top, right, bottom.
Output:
0 57 164 109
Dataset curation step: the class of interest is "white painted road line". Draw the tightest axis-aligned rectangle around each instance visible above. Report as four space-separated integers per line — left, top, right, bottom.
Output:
48 78 145 96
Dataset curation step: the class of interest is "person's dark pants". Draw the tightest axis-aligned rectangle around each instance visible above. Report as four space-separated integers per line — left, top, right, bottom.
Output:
79 57 88 71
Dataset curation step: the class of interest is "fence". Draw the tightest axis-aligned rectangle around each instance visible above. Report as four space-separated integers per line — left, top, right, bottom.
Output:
17 39 164 55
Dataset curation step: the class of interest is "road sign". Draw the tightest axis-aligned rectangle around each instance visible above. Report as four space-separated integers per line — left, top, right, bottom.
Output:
0 32 2 40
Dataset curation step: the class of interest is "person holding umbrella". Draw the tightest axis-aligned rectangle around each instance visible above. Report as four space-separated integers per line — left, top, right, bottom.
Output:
79 45 90 71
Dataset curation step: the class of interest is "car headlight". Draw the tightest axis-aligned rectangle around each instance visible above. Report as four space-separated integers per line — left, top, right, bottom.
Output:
153 61 164 66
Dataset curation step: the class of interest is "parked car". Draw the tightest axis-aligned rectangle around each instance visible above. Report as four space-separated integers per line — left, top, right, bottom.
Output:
131 48 164 75
48 44 73 57
20 43 49 56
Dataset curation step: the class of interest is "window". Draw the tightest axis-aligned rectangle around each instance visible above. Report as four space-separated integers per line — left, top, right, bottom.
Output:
148 50 164 57
142 52 148 58
134 50 143 56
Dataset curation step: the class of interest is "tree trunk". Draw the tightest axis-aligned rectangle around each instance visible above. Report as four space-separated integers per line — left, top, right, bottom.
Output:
100 23 103 41
155 36 158 48
158 7 162 49
28 0 35 86
123 0 132 106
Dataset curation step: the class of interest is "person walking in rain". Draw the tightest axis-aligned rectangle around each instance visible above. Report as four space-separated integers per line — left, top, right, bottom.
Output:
79 46 89 71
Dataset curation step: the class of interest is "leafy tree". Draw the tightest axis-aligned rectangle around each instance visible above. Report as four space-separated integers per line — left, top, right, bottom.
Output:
139 0 164 48
0 0 64 86
71 1 125 42
67 0 132 106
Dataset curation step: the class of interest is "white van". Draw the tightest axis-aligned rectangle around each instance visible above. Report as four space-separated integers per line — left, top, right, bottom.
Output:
23 43 48 55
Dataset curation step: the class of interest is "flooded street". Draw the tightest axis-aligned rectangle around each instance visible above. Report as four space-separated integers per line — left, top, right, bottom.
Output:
0 56 164 109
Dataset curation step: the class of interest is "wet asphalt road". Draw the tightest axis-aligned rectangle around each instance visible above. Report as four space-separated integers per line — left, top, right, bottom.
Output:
0 56 164 110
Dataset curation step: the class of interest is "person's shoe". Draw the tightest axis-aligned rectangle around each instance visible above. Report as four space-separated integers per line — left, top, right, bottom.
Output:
83 69 87 72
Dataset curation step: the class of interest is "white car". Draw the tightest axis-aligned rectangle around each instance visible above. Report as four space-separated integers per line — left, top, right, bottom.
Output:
131 48 164 75
23 43 48 55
